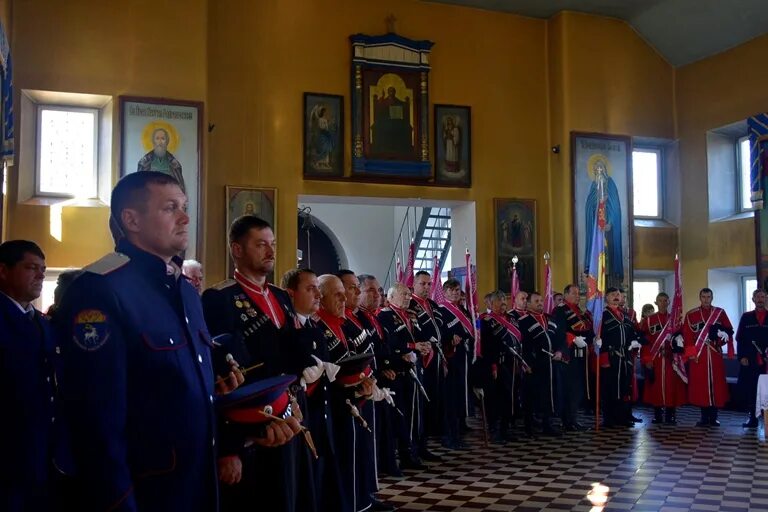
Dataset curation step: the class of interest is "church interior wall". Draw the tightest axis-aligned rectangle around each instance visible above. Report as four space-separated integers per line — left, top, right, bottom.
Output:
2 0 762 302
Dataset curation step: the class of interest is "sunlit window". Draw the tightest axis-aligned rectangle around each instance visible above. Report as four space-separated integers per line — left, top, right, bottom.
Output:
738 136 754 212
633 280 662 315
632 148 661 218
743 276 758 313
36 106 98 198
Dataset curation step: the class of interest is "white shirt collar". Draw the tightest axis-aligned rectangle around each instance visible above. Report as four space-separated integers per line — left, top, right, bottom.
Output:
296 312 308 325
1 292 35 315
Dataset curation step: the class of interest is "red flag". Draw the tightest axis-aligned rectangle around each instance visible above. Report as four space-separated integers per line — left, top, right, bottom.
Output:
430 255 447 304
510 264 520 299
543 252 554 314
669 254 688 383
404 240 415 287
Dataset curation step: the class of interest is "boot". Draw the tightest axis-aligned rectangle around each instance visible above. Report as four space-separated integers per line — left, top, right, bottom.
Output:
742 413 759 428
665 407 677 425
696 407 709 427
652 407 664 424
709 407 720 427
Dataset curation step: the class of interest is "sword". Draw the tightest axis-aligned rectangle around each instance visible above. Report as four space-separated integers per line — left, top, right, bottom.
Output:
345 399 372 432
542 348 568 364
408 367 431 402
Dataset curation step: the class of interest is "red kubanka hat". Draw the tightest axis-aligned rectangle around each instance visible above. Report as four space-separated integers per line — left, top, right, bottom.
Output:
216 374 296 424
335 353 375 387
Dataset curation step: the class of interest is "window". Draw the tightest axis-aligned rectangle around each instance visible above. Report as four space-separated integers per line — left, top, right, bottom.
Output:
737 135 754 212
37 106 98 198
742 276 758 314
632 148 662 218
633 279 662 316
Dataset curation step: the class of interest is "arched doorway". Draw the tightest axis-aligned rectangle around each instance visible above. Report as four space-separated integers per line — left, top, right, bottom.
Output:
297 212 345 275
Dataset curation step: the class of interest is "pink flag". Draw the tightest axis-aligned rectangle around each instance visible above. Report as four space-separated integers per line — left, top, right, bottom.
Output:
543 253 554 314
404 240 415 287
430 255 447 304
510 265 520 299
465 249 481 360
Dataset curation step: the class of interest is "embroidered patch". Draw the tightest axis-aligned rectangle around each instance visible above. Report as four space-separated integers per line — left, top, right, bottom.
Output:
73 309 110 351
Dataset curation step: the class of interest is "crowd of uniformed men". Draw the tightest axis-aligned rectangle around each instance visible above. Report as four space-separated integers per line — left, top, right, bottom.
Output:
3 171 768 511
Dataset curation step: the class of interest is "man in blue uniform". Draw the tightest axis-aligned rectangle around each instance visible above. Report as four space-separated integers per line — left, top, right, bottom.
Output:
54 172 242 512
0 240 58 511
736 288 768 428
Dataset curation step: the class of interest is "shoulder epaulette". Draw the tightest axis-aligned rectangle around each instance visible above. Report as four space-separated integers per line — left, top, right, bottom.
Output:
82 252 130 275
212 279 237 291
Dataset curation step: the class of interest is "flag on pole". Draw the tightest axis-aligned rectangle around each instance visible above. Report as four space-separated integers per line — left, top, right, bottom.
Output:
403 239 416 287
543 252 554 314
465 249 481 360
396 257 403 284
586 181 608 339
669 255 688 383
510 256 520 299
430 255 447 304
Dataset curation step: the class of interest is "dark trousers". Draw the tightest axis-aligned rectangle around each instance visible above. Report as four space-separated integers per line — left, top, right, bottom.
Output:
561 357 587 426
737 364 762 419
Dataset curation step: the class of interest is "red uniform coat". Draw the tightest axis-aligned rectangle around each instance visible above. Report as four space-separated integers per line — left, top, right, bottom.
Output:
682 306 733 407
639 312 687 407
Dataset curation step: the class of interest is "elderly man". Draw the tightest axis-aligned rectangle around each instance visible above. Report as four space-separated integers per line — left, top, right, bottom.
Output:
182 259 204 294
378 283 432 470
316 274 377 512
137 127 185 191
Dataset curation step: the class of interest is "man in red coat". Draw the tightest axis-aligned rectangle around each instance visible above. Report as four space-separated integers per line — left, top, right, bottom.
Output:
683 288 734 426
639 293 687 425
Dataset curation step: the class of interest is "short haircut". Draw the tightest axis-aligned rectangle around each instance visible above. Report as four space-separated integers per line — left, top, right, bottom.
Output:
656 292 669 300
111 171 181 235
317 274 341 296
229 215 272 244
754 289 766 298
414 270 430 278
358 274 377 285
443 278 461 291
182 259 202 272
530 291 542 298
606 287 620 295
387 283 409 301
699 287 713 296
488 290 506 302
335 269 356 279
0 240 45 267
553 292 563 298
563 284 579 295
281 268 316 290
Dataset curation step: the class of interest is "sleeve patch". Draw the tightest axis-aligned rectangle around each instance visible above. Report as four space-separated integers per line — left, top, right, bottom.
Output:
73 309 111 351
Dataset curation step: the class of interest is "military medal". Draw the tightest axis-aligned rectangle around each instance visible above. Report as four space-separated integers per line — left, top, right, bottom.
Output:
235 300 243 308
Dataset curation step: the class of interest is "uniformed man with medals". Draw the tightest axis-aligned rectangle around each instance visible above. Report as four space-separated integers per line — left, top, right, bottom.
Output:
735 288 768 428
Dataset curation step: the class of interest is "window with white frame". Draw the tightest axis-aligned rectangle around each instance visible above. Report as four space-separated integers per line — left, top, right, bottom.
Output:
37 105 98 198
632 148 662 218
737 135 754 212
633 279 662 316
742 276 758 314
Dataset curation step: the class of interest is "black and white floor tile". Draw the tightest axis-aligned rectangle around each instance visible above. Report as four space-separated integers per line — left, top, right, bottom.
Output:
378 406 767 511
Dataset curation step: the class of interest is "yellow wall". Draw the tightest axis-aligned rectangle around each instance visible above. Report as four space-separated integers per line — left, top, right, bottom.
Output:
547 12 675 286
676 34 768 305
8 0 208 267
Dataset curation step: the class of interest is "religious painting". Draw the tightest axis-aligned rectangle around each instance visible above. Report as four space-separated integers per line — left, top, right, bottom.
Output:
225 186 277 280
350 33 434 181
571 132 633 295
120 96 203 259
434 105 471 187
494 199 536 294
303 93 344 178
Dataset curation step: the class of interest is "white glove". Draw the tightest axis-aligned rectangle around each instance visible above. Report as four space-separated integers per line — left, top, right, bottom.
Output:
323 360 341 383
674 334 684 348
371 385 396 406
629 340 642 351
717 329 729 342
574 336 587 348
404 352 418 364
473 387 485 400
300 355 325 388
594 337 603 349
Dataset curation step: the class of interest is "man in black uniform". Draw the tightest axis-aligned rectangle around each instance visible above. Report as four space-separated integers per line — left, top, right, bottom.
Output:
409 271 445 459
598 287 643 428
517 292 563 436
553 284 594 431
202 215 308 512
736 288 768 428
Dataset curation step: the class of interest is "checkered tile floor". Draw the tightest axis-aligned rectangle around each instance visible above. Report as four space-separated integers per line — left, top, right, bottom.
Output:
378 406 768 511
